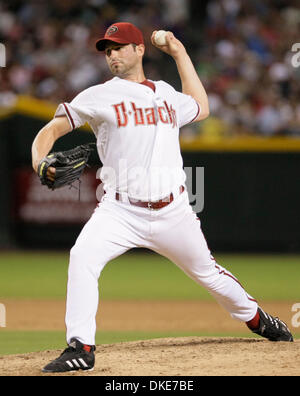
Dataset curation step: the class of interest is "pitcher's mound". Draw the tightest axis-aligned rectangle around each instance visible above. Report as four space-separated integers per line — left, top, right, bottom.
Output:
1 337 299 376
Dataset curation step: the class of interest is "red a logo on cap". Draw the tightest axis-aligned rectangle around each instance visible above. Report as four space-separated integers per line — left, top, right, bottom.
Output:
107 26 118 36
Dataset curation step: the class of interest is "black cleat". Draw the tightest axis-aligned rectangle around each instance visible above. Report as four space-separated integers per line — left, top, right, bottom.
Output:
252 307 293 342
42 338 95 373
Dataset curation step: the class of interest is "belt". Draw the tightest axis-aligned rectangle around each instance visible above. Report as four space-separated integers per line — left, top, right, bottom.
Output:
113 185 185 210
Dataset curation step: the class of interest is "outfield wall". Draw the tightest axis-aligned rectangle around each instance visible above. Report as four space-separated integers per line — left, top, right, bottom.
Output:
1 96 300 251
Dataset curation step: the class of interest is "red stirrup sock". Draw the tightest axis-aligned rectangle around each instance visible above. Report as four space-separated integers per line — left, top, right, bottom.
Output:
246 310 260 330
83 344 92 353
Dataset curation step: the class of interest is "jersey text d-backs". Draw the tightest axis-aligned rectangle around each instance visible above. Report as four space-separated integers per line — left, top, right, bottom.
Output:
54 77 201 201
112 100 177 128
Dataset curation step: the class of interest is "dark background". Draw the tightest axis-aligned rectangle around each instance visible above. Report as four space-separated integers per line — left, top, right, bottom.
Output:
0 0 300 252
1 115 299 252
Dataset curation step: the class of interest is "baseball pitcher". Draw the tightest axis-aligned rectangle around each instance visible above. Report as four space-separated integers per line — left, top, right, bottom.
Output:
31 22 293 373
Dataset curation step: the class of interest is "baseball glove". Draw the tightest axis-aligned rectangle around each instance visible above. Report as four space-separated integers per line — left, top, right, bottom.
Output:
37 143 96 190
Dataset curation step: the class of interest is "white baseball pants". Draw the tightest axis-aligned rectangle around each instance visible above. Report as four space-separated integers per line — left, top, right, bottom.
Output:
65 189 258 345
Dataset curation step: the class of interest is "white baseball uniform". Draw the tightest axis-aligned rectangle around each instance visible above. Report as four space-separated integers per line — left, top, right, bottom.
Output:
55 77 258 345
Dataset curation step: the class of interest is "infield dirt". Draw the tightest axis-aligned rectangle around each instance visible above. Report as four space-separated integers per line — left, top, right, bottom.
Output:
0 337 299 376
0 300 299 376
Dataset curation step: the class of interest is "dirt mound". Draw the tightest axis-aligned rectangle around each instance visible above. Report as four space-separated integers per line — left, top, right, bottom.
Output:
1 337 299 376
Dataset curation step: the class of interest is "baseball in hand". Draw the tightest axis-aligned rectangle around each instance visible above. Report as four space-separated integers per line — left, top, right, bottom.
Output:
154 30 167 46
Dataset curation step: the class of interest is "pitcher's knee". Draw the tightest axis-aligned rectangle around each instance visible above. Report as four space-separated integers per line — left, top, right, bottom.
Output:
185 262 229 292
69 244 103 279
70 244 84 265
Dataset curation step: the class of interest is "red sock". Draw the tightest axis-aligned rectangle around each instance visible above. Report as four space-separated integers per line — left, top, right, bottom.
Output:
246 310 260 330
83 344 92 353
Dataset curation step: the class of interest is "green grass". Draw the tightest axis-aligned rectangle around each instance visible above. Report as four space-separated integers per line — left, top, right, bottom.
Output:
1 329 299 356
0 251 298 356
0 330 67 355
0 251 299 301
0 329 269 356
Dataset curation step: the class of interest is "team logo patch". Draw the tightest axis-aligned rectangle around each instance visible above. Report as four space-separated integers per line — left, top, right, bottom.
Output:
107 26 118 36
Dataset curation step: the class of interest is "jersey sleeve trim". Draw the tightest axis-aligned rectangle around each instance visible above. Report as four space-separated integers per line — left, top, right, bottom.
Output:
188 101 201 124
63 103 75 130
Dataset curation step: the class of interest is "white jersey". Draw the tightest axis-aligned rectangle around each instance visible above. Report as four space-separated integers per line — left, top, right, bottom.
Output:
52 78 259 352
54 77 201 201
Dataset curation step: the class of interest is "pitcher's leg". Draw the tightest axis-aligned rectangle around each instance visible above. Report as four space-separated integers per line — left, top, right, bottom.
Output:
65 202 139 346
152 209 258 322
66 243 128 346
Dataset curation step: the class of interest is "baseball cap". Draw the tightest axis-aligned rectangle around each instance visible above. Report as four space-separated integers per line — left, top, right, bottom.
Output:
96 22 144 51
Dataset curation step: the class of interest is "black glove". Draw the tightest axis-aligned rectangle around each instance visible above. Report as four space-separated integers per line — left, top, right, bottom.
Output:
37 143 95 190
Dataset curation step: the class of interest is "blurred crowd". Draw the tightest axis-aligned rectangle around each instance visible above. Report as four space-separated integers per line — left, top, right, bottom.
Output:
0 0 300 138
196 0 300 138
